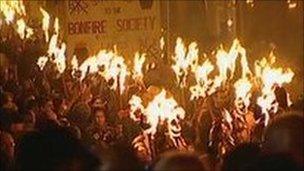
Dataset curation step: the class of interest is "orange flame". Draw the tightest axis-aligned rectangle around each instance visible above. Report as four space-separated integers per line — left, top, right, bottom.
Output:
37 56 48 71
172 37 199 88
189 39 252 100
160 36 165 58
36 16 66 74
0 0 26 24
71 55 79 76
129 95 145 122
255 53 294 126
234 77 252 113
16 18 33 39
40 7 50 42
78 50 129 94
0 0 32 40
190 59 214 100
132 52 146 82
128 89 186 145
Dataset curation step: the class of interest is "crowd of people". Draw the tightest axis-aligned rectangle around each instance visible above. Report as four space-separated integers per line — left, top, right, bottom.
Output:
0 56 303 171
0 1 303 170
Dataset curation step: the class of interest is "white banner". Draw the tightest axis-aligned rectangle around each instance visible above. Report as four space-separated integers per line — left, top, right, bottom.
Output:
65 0 161 59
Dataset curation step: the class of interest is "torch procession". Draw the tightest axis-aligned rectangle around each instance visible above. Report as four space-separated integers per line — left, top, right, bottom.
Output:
0 0 303 171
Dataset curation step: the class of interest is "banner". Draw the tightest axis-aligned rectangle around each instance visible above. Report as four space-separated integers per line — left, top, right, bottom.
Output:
65 0 161 59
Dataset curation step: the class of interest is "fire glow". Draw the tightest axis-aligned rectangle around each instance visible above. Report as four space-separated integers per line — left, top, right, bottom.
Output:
0 0 297 136
129 89 186 146
255 53 294 126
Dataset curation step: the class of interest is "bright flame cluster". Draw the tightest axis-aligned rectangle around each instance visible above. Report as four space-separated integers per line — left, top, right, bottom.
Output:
234 77 252 114
255 53 294 125
16 18 33 39
171 37 199 88
189 59 214 100
74 50 129 94
171 37 294 125
0 0 33 39
37 9 66 74
132 52 146 83
40 7 50 42
0 0 26 24
187 39 252 101
129 89 186 144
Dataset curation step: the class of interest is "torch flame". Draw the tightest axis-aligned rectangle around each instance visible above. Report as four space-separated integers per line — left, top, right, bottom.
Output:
128 89 186 146
160 36 165 50
78 50 129 94
37 56 48 71
40 7 50 42
78 55 99 80
255 53 294 126
215 39 249 81
53 43 67 74
0 0 32 40
129 95 145 122
71 55 79 72
287 0 297 9
16 18 33 39
132 52 146 82
36 16 66 74
223 108 233 124
0 0 26 24
146 89 186 143
211 39 241 93
172 37 199 88
234 77 252 113
160 36 165 58
189 39 252 100
54 17 59 35
190 59 214 100
108 54 129 94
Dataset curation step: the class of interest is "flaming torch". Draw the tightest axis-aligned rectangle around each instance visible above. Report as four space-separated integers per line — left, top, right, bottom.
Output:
234 77 252 114
16 18 33 39
255 53 294 126
37 56 48 71
189 59 214 100
36 15 67 74
0 0 26 24
132 52 146 90
0 0 33 40
40 7 50 42
171 37 199 107
129 88 187 159
71 55 79 77
171 37 199 88
78 50 129 95
233 40 252 114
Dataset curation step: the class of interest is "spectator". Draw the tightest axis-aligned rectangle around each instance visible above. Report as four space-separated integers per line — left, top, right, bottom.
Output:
0 131 15 171
101 144 145 171
222 143 261 171
257 153 301 171
15 128 100 171
0 92 18 112
264 112 304 168
87 108 119 149
153 151 206 171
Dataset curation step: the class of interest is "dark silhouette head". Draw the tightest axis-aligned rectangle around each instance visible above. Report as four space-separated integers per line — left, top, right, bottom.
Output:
257 153 301 171
222 143 261 171
154 151 206 171
15 128 100 171
264 112 303 167
101 143 144 171
0 132 15 171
